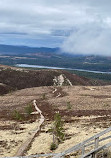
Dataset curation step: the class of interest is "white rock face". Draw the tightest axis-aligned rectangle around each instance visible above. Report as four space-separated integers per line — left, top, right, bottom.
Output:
0 83 6 86
53 74 64 86
53 74 72 86
66 78 73 86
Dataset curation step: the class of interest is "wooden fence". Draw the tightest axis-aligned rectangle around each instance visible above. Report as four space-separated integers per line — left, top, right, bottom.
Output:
2 127 111 158
52 126 111 158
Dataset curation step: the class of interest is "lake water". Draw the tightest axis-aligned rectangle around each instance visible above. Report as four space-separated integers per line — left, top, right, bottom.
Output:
16 64 111 74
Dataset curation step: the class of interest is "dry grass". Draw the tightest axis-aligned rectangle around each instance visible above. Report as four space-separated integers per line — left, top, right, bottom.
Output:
48 85 111 111
0 85 111 156
0 120 40 157
27 117 111 156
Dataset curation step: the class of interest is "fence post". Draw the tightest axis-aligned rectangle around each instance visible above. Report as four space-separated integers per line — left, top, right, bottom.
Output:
93 137 99 158
82 145 85 156
95 137 99 149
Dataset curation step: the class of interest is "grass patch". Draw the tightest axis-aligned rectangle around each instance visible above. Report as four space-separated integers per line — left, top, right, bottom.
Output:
50 143 57 151
67 101 72 110
13 110 23 121
25 103 33 116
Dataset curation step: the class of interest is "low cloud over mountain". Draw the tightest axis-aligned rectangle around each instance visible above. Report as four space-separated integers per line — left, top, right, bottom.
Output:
1 0 111 56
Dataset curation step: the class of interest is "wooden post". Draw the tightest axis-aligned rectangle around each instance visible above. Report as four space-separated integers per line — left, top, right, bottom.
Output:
82 145 85 156
95 137 99 149
93 137 99 158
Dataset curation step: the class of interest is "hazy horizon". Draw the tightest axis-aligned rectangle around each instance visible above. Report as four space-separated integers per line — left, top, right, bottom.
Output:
0 0 111 56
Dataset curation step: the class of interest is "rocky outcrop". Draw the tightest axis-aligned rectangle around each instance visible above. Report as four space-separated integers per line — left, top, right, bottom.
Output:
53 74 72 86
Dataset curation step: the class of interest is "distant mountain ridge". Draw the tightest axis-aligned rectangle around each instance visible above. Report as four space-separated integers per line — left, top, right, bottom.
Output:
1 44 111 73
0 44 59 54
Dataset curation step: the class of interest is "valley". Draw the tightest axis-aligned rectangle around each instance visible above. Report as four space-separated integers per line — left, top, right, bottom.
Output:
1 44 111 74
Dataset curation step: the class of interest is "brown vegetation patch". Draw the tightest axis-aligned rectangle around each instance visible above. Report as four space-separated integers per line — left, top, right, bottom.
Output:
0 125 14 130
0 141 8 148
82 94 111 99
0 102 37 123
0 65 109 95
37 100 55 120
0 84 14 95
51 87 68 98
59 109 111 117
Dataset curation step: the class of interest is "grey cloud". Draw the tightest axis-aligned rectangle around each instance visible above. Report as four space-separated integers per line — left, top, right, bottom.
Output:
62 23 111 56
61 0 111 56
0 0 94 35
0 0 111 52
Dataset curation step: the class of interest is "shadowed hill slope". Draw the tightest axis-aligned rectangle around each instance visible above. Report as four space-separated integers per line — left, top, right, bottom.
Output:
0 83 14 95
0 65 109 95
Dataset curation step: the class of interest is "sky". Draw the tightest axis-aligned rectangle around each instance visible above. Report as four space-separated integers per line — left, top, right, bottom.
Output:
0 0 111 55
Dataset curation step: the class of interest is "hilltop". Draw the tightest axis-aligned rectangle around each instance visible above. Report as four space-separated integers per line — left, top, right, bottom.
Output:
0 65 108 95
0 44 59 55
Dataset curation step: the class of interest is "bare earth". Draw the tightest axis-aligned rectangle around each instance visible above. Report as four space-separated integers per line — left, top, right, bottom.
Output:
0 85 111 157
